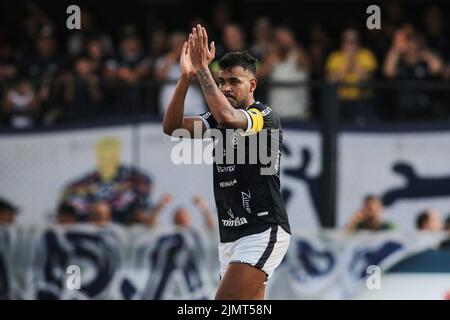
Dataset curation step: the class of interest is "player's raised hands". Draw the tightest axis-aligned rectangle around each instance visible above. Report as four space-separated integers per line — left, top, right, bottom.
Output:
188 24 215 70
180 41 196 81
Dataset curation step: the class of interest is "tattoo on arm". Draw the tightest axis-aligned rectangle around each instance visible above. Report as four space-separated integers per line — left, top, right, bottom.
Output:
197 68 217 94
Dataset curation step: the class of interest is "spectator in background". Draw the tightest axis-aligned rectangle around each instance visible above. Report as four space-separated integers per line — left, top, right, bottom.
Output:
307 24 332 120
148 28 168 62
383 26 443 120
346 195 394 232
0 32 17 87
173 196 216 230
86 201 112 227
66 9 113 58
426 6 450 82
190 195 215 230
308 24 332 80
210 1 232 42
259 26 311 120
375 1 406 57
439 215 450 249
384 2 407 31
131 193 173 227
416 209 442 231
18 25 68 125
144 27 169 114
443 60 450 81
155 31 206 116
112 28 152 85
55 202 78 225
326 28 378 124
85 36 109 76
0 33 18 126
249 17 273 61
149 194 215 231
64 55 103 121
423 5 449 61
18 1 54 50
221 23 246 53
2 78 41 129
20 25 68 81
210 23 247 79
104 28 152 114
444 215 450 232
248 17 274 104
0 198 18 225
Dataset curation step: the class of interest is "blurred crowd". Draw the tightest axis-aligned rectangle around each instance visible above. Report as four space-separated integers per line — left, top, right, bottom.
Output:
0 192 216 232
1 2 450 129
345 194 450 234
1 193 450 241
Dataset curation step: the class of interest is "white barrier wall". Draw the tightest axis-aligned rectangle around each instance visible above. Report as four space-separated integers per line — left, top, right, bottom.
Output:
0 122 450 231
338 130 450 230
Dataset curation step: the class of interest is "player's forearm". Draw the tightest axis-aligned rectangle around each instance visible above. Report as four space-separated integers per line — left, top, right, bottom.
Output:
162 76 190 135
196 67 238 126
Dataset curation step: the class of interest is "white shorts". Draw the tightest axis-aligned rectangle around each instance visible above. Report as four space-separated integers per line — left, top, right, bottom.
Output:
218 225 290 281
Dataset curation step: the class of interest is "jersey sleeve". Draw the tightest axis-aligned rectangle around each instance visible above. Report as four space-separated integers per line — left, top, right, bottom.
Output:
198 111 218 130
239 104 277 135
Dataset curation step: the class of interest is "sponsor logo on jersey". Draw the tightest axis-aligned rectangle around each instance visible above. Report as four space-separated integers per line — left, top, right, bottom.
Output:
261 107 272 117
231 133 239 147
220 179 237 188
202 112 212 120
241 191 251 213
226 208 234 219
221 217 248 227
217 165 235 173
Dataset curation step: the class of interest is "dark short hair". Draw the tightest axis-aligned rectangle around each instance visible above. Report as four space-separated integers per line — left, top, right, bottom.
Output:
416 211 430 229
57 203 77 217
0 198 18 214
444 215 450 229
218 51 257 75
364 194 380 203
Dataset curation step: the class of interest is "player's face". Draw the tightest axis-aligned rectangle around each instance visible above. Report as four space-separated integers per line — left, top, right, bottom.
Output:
218 66 256 108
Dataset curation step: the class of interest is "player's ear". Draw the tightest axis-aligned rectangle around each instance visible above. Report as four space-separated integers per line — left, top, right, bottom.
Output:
249 78 257 93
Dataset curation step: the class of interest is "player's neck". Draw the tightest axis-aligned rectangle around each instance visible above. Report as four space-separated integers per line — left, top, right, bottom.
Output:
241 97 256 110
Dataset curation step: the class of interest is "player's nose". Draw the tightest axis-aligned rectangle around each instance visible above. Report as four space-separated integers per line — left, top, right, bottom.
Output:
221 84 232 92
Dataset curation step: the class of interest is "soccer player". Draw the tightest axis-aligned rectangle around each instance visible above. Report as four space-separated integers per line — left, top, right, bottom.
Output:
163 24 291 300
